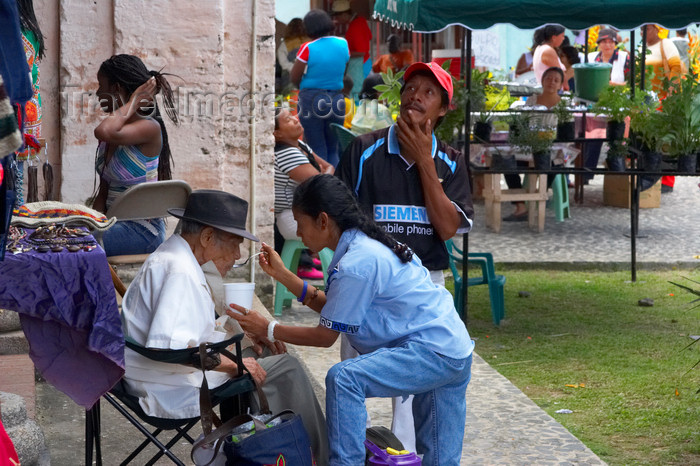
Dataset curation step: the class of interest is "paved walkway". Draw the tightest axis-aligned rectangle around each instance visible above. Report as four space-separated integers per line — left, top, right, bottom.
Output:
279 304 605 465
30 175 699 464
466 175 699 266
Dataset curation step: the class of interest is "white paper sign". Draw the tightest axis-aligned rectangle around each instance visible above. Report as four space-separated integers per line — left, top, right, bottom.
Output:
473 30 501 69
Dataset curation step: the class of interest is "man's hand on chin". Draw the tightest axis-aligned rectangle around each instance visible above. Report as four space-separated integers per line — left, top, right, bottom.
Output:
243 357 267 386
396 110 433 167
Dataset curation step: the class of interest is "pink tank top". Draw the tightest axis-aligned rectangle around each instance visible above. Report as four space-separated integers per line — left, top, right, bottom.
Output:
533 44 566 84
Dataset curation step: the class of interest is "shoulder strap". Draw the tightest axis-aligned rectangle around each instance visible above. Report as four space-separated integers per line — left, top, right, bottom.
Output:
191 413 267 466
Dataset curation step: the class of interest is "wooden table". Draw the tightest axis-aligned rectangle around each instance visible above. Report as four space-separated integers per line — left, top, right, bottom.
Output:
482 172 549 233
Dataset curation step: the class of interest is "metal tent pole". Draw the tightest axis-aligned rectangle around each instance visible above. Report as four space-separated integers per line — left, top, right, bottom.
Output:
461 29 472 327
629 29 638 282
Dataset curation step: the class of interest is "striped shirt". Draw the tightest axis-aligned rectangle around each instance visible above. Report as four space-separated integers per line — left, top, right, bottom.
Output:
95 141 160 209
274 140 317 213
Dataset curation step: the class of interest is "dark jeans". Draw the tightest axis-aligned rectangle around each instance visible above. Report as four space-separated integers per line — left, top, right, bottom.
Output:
297 89 345 167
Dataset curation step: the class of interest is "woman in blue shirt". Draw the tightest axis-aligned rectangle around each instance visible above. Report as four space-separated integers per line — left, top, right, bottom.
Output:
290 10 350 167
231 175 474 466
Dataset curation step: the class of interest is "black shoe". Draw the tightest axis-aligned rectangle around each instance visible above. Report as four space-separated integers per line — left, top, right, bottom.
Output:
503 212 528 222
661 184 673 194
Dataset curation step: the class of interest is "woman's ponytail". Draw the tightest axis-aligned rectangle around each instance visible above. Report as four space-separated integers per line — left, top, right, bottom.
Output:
293 175 413 263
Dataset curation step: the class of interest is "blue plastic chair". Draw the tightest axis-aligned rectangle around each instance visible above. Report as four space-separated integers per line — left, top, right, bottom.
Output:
445 239 506 326
274 239 334 316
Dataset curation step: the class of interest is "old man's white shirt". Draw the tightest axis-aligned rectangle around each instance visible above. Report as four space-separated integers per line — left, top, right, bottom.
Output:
121 234 230 419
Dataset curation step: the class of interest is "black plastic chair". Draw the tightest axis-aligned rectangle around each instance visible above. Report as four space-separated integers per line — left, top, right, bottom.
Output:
85 333 256 465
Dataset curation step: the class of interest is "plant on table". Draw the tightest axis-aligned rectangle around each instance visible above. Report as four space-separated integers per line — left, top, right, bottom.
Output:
605 140 628 171
657 76 700 162
508 113 555 169
551 97 575 124
629 89 661 150
591 85 637 123
551 97 576 140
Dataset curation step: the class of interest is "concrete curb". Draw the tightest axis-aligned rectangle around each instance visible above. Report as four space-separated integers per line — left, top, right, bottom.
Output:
1 392 49 466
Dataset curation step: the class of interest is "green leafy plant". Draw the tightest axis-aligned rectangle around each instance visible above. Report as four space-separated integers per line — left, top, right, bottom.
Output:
508 113 555 155
658 76 700 157
629 89 661 151
375 68 405 116
591 85 638 122
551 97 575 124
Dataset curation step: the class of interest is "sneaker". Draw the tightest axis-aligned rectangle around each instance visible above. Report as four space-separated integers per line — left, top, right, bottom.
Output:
297 266 323 280
312 258 322 268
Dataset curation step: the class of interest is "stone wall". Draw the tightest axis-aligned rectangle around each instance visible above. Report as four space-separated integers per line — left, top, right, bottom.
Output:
34 0 276 287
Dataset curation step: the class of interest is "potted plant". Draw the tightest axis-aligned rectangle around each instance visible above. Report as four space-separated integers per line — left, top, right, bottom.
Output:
629 91 663 171
592 85 636 141
605 141 627 172
465 69 515 143
552 97 576 141
509 114 554 170
658 77 700 173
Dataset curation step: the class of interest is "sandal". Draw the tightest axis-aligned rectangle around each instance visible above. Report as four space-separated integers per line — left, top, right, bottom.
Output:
503 212 528 222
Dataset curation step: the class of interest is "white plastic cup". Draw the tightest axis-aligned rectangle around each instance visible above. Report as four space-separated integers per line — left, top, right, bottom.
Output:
224 282 256 313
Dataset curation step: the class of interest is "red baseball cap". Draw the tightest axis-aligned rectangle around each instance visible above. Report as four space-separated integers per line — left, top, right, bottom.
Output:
403 61 454 103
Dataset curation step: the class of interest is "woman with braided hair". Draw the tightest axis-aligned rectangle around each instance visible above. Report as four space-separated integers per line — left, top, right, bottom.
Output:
231 174 474 465
93 54 179 256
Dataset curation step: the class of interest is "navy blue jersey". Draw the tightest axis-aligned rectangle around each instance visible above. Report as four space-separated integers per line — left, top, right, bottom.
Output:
336 124 473 271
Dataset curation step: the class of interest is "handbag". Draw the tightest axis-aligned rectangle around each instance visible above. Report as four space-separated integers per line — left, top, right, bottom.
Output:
191 344 314 466
222 410 313 465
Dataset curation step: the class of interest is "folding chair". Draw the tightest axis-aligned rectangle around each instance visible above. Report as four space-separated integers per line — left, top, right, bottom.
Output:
93 180 192 295
85 332 256 465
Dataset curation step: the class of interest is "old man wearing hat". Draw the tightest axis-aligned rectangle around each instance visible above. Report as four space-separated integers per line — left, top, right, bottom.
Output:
120 189 328 464
335 62 474 451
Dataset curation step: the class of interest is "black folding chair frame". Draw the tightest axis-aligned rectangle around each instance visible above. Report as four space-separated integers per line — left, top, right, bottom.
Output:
85 333 253 465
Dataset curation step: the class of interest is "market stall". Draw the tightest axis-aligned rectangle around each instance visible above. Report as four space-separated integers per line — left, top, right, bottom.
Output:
373 0 700 320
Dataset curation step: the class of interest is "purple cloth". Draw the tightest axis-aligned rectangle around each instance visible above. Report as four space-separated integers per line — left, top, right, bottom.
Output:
0 232 124 408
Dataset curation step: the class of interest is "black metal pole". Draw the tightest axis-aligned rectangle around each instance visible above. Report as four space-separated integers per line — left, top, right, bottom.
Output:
584 29 589 62
461 29 472 327
630 30 637 271
641 27 647 91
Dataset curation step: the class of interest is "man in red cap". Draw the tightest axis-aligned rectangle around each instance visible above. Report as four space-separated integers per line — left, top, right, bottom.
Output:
335 61 473 451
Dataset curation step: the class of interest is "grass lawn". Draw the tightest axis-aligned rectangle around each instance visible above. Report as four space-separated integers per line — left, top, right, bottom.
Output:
451 268 700 466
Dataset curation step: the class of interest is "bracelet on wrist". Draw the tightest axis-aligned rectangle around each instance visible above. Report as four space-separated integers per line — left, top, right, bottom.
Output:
267 320 279 343
308 287 319 302
297 280 308 302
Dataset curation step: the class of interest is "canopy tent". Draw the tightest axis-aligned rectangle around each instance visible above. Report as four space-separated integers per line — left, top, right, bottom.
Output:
373 0 700 32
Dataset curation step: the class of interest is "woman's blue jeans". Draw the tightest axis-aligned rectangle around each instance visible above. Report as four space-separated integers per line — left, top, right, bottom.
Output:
325 341 472 465
297 89 345 167
102 218 165 256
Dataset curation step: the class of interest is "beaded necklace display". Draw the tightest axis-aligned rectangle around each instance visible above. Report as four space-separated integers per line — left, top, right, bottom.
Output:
6 224 97 253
